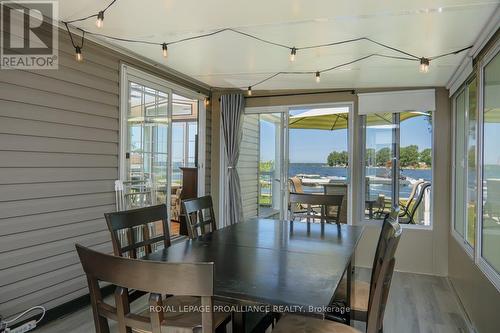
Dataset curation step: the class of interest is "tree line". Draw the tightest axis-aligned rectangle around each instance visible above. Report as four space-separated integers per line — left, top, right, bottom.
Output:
327 145 431 168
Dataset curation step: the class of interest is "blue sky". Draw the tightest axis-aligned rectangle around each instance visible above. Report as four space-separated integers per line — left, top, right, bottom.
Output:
260 112 433 164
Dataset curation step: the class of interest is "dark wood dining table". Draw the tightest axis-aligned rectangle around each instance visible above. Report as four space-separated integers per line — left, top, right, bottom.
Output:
143 218 364 331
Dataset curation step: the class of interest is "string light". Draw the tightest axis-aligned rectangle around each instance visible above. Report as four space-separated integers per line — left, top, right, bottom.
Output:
62 1 472 87
75 46 82 62
162 43 168 58
419 57 430 73
290 47 297 62
96 11 104 28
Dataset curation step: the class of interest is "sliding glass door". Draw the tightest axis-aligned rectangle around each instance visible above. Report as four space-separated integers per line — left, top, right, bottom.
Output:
238 104 351 221
120 66 205 235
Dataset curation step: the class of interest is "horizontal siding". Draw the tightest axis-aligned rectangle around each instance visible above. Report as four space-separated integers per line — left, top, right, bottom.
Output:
237 114 259 219
0 15 210 320
0 24 120 319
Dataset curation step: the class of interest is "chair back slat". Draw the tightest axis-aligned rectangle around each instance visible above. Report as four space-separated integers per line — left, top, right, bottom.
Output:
289 192 344 224
76 244 215 333
105 204 171 258
366 210 402 333
182 196 217 238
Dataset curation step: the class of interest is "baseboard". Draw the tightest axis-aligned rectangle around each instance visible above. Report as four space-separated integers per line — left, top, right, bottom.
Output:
9 285 115 330
447 278 477 333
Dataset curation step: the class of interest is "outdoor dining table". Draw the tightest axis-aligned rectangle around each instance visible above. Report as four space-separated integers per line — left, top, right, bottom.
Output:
143 218 365 332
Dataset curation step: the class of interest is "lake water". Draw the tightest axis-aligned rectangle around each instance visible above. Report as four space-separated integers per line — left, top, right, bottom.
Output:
287 163 432 197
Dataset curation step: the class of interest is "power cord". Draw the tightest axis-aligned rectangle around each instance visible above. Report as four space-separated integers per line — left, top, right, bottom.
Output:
0 306 45 333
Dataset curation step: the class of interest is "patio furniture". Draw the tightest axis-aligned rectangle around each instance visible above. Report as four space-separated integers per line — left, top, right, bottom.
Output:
142 219 365 330
324 183 348 224
75 244 230 333
272 210 401 333
399 180 425 218
399 182 431 224
289 192 344 224
182 195 217 238
114 179 157 211
289 176 305 193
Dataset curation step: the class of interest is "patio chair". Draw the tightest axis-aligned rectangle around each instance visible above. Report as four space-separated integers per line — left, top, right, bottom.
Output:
289 192 344 224
399 182 431 224
399 180 424 218
324 183 348 224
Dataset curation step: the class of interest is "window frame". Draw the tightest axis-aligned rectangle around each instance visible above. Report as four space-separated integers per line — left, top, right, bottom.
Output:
359 110 435 229
476 42 500 291
451 84 475 258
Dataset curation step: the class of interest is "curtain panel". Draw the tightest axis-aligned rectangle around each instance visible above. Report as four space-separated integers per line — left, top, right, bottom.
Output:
220 93 245 225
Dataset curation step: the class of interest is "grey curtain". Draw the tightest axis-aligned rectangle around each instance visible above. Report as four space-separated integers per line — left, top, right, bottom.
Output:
220 93 245 225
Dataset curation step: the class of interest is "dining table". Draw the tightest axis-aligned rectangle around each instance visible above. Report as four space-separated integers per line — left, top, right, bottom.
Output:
143 218 365 332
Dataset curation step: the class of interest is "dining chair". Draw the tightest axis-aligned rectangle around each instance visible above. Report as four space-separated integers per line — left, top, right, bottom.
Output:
104 204 171 259
324 183 348 224
182 195 217 239
272 209 401 333
332 209 402 324
289 192 344 224
75 244 230 333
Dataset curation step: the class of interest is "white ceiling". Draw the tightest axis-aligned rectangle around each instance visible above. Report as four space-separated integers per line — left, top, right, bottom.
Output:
60 0 499 90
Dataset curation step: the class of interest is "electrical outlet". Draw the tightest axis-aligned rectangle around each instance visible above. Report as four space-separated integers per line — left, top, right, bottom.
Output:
5 320 37 333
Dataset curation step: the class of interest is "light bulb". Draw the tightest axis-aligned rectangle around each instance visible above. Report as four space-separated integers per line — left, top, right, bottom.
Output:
204 97 210 107
162 43 168 58
290 47 297 62
247 86 252 96
315 71 321 83
419 58 430 73
75 46 82 62
96 11 104 28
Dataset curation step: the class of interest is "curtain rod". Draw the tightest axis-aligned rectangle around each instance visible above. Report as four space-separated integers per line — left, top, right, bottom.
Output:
218 89 355 101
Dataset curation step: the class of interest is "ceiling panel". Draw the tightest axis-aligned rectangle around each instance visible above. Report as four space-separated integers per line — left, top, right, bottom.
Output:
60 0 499 89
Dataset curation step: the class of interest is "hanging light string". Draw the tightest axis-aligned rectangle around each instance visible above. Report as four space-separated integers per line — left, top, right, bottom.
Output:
241 52 439 89
61 0 472 89
64 0 117 25
63 22 85 61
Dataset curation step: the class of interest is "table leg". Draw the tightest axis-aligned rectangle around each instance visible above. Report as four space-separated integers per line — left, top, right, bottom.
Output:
232 311 246 333
346 259 354 325
368 203 374 219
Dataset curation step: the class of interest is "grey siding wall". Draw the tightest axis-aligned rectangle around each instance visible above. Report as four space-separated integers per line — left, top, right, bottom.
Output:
0 25 209 319
237 114 259 219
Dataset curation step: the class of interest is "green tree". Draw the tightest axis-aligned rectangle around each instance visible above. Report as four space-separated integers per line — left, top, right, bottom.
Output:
327 151 348 166
420 148 432 167
400 145 419 167
376 147 391 166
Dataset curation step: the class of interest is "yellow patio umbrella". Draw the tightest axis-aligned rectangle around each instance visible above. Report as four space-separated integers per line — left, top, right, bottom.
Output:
289 108 425 130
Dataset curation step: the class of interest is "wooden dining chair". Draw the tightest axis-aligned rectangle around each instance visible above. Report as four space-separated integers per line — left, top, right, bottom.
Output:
182 195 217 239
332 209 402 324
76 244 230 333
104 204 171 259
289 192 344 224
272 209 401 333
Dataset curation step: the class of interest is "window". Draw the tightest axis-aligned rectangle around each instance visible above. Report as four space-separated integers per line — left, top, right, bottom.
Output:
359 90 435 226
480 48 500 279
120 65 205 237
453 78 478 248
